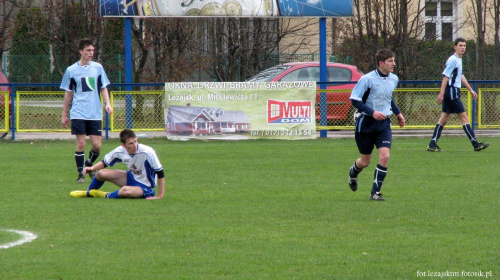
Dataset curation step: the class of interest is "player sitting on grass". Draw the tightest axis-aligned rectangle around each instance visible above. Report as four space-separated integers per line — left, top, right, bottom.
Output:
70 129 165 200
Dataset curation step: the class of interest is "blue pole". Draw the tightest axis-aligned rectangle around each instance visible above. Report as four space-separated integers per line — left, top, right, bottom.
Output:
10 85 15 141
319 18 327 138
124 18 133 129
105 111 109 140
471 81 477 130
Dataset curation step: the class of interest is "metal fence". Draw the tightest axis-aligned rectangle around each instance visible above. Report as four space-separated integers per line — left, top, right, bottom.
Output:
110 91 164 132
1 81 499 140
2 53 339 84
478 88 500 129
0 91 9 133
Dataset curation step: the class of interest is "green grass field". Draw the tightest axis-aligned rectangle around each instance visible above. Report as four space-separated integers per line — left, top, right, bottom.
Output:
0 136 498 279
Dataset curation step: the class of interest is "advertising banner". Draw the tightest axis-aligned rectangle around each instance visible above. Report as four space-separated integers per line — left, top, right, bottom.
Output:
100 0 353 17
165 82 316 140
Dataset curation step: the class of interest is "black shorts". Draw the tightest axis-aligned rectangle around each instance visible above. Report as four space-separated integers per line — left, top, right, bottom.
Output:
355 127 392 155
71 119 102 136
442 87 465 114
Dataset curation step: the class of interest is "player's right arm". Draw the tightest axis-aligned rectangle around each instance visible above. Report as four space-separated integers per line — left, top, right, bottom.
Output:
83 160 106 176
61 91 73 128
437 76 448 104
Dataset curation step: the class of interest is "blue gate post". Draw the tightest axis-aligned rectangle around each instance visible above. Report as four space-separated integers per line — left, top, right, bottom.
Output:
10 85 15 141
104 110 109 140
471 81 477 131
319 18 328 138
124 18 133 129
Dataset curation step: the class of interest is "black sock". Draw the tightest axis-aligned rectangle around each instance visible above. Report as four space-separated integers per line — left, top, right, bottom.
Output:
462 124 478 146
75 151 85 175
349 161 362 177
88 149 100 165
371 164 387 195
429 123 443 146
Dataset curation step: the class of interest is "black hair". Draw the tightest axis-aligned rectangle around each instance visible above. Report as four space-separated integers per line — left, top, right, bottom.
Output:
119 129 136 144
454 37 466 46
78 38 94 51
375 49 395 67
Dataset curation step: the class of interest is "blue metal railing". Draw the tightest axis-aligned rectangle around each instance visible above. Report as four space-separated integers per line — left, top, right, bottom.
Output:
1 81 499 140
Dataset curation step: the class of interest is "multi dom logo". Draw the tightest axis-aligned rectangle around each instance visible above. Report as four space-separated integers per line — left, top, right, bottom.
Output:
267 100 313 124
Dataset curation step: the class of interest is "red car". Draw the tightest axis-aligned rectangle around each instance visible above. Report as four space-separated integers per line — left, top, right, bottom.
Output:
0 70 10 138
246 62 363 125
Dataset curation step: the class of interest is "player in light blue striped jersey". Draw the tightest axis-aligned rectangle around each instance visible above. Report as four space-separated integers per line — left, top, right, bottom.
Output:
427 38 489 152
60 38 113 183
348 49 405 201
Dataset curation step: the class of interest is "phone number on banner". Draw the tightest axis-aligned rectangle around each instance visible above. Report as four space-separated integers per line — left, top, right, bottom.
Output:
250 130 313 137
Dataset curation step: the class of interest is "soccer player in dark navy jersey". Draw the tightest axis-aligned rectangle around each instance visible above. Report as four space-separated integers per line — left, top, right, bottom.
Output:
348 49 405 201
427 37 489 152
60 39 113 183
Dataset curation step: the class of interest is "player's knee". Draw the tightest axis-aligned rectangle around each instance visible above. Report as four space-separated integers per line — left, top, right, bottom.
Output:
439 115 450 125
359 159 371 168
379 154 390 165
95 169 110 181
76 140 86 150
460 115 470 124
95 173 105 181
118 188 132 197
91 143 101 152
119 187 141 198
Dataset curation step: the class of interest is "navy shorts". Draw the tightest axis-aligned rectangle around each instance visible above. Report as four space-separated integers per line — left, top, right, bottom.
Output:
442 87 465 114
126 171 155 198
71 119 102 136
355 127 392 155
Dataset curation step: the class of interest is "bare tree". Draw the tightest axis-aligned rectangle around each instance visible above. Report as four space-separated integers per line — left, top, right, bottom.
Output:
41 0 112 77
0 0 35 69
336 0 431 79
468 0 489 78
128 18 209 120
494 0 500 75
204 17 319 82
467 0 500 121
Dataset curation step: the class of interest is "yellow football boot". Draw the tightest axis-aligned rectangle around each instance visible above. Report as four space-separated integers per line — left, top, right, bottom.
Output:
70 190 88 198
89 189 109 198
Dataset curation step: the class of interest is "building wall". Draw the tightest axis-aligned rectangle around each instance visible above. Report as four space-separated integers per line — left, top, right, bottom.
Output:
279 0 497 55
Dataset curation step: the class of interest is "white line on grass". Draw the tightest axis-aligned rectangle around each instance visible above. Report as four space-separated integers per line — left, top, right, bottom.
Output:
0 229 38 249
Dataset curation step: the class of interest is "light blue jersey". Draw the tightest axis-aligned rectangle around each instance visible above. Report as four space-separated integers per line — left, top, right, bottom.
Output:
442 54 462 88
60 61 110 120
350 69 399 117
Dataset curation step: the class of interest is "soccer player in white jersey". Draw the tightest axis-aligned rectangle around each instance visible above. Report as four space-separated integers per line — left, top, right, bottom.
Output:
61 38 113 183
427 37 489 152
347 49 405 201
70 129 165 200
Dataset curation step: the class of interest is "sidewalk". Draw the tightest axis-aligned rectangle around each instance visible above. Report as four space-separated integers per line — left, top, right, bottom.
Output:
323 129 500 139
4 129 499 141
5 131 167 141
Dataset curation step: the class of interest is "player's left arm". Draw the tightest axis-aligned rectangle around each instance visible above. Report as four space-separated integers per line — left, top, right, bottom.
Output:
396 113 405 127
101 87 113 115
461 76 477 99
391 98 405 127
146 175 165 200
146 150 165 200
